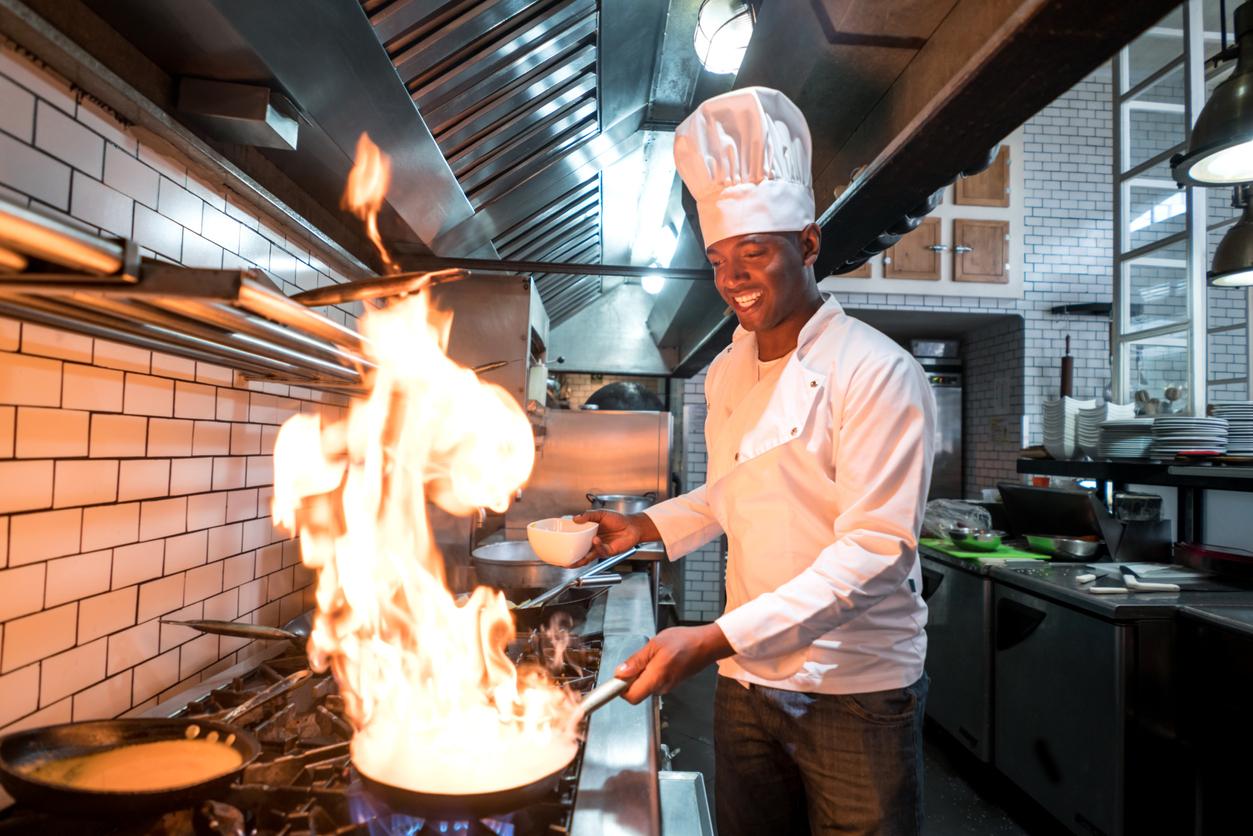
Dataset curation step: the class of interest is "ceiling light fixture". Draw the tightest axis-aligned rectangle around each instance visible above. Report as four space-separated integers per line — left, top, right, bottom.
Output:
1210 185 1253 286
1172 1 1253 186
694 0 755 76
642 268 666 295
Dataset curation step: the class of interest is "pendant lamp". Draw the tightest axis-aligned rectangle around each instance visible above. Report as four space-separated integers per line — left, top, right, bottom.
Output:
1172 2 1253 186
1210 186 1253 286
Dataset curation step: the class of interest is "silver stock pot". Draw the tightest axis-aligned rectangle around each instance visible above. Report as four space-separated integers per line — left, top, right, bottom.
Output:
585 491 657 515
471 541 581 590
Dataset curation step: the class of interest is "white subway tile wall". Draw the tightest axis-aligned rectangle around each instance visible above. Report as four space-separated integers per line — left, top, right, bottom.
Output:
0 45 365 730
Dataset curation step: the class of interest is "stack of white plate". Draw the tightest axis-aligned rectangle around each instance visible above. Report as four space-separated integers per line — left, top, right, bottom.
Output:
1043 397 1097 460
1098 418 1155 459
1076 402 1137 459
1149 416 1229 458
1212 401 1253 455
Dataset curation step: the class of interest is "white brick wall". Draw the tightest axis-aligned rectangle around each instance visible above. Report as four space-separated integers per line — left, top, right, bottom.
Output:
0 44 363 731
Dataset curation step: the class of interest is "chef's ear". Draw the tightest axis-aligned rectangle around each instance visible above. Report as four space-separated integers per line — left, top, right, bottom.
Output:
799 223 821 267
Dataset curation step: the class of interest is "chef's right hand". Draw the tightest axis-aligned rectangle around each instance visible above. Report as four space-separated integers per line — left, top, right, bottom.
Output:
570 510 657 564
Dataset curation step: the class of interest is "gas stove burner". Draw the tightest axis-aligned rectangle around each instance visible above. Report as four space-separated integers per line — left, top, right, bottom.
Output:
0 599 606 836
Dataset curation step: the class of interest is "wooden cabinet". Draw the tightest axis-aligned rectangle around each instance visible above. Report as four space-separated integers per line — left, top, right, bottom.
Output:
955 146 1010 207
884 218 941 280
841 260 871 278
954 219 1008 283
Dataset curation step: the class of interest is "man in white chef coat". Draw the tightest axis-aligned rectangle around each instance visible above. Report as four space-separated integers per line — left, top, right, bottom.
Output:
574 87 936 835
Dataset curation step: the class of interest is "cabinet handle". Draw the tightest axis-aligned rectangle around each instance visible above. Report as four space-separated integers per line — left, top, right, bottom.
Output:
926 244 949 253
996 598 1047 650
954 245 974 254
921 567 944 600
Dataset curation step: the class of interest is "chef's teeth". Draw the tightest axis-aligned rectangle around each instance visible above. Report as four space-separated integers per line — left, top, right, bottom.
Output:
734 292 762 306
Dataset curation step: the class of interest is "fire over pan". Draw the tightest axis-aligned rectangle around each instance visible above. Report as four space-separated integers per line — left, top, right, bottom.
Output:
0 718 262 816
357 677 628 819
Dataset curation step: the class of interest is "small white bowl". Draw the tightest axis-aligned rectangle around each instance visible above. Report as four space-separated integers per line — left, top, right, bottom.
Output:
527 517 598 566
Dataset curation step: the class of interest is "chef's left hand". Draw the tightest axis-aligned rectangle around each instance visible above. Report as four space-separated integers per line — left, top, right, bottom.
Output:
615 623 733 704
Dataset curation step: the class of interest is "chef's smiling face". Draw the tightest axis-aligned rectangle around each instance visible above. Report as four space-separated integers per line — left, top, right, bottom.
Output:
707 224 822 334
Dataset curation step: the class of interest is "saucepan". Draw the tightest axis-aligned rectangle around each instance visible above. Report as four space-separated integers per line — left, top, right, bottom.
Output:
0 717 262 815
585 491 656 515
359 677 630 818
0 669 309 815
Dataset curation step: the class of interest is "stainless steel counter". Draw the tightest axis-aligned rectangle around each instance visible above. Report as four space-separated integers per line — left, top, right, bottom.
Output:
919 544 1253 621
571 571 660 836
988 562 1253 621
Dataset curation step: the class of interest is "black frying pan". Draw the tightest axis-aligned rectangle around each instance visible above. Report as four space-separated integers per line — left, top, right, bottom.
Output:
359 760 569 820
508 584 607 632
0 718 261 815
358 678 628 819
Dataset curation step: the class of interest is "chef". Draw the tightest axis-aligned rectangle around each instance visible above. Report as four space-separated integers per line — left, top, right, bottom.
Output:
574 87 936 835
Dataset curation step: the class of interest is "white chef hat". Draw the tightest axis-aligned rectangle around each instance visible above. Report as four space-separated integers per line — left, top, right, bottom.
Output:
674 86 814 248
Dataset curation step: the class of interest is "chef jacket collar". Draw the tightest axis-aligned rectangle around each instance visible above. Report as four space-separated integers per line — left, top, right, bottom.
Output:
729 293 844 365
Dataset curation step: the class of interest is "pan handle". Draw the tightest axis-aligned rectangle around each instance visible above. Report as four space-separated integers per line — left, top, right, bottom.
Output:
517 547 638 610
578 677 631 718
219 670 312 725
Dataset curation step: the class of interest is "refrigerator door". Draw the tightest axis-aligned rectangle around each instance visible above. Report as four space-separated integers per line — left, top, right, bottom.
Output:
929 374 962 498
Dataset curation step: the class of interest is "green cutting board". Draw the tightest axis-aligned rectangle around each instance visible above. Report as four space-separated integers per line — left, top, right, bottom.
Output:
920 537 1048 561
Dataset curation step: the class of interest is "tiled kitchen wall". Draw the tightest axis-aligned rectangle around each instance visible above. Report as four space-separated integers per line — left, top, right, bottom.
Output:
0 44 365 735
964 317 1026 493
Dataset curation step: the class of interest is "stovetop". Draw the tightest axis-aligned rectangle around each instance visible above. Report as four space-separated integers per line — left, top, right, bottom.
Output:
0 600 609 836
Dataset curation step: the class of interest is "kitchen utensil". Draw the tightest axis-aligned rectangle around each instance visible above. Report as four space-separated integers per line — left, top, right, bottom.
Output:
0 718 262 815
472 541 583 590
944 527 1004 551
526 517 598 567
1025 534 1101 559
159 619 302 644
1060 335 1073 398
357 673 633 818
517 547 640 610
585 492 657 515
508 585 612 632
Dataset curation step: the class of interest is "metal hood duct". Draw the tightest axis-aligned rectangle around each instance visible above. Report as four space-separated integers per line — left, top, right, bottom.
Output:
77 0 481 259
734 0 1183 276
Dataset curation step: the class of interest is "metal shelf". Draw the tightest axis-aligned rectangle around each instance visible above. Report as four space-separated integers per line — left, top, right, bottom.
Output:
0 195 372 392
1016 459 1253 493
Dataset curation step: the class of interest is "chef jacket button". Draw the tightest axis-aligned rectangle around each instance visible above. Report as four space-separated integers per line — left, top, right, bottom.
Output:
790 427 797 436
734 452 740 461
809 380 817 388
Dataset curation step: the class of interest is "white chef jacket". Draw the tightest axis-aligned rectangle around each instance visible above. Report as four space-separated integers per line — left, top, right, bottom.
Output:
644 295 935 694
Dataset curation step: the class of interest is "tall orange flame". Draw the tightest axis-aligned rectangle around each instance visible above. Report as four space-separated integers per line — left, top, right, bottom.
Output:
274 137 578 796
342 133 400 274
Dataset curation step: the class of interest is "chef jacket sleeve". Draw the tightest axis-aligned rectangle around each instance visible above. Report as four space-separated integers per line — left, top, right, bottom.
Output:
715 353 935 672
641 485 724 561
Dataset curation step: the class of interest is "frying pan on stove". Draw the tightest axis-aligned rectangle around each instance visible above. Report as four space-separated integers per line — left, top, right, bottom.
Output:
508 584 607 632
0 718 261 815
357 676 628 819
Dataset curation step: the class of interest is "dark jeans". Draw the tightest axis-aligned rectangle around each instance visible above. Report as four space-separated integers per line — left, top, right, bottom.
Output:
714 674 927 836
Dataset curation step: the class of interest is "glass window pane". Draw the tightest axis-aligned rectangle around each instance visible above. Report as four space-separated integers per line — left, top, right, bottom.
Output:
1207 186 1246 234
1125 8 1184 91
1208 283 1248 400
1204 0 1238 64
1127 177 1187 249
1125 242 1189 333
1126 331 1190 415
1123 63 1187 172
1210 379 1250 403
